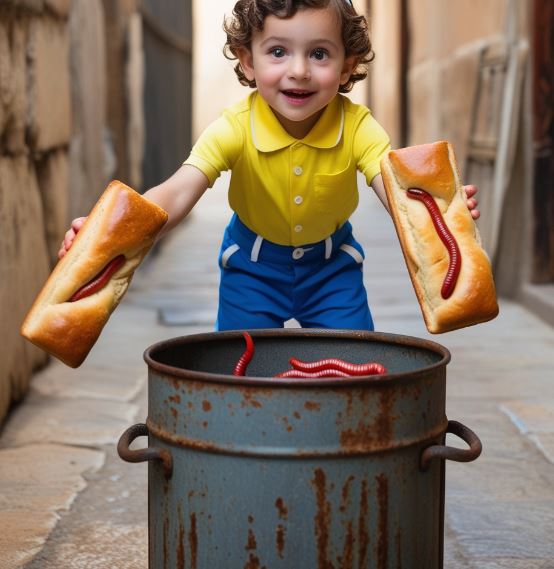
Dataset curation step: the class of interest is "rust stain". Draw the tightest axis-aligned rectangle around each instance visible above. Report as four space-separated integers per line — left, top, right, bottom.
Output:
282 416 293 432
275 497 288 559
276 524 286 559
358 479 370 566
189 512 198 569
339 475 355 513
376 474 389 569
293 411 301 420
202 400 212 412
163 516 169 569
177 503 185 569
244 516 267 569
339 521 354 569
241 390 263 409
304 401 321 411
339 389 396 452
202 421 208 428
275 497 288 519
169 394 181 404
170 407 178 420
311 468 333 569
246 526 257 550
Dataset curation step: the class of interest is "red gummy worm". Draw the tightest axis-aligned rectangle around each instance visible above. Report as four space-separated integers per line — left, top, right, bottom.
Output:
69 255 126 302
406 188 462 299
232 332 254 376
275 369 352 378
289 358 387 376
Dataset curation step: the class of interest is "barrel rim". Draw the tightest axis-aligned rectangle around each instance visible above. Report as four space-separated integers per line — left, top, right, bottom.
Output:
143 329 451 387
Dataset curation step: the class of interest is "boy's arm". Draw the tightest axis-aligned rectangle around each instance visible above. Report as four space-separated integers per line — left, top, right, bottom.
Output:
144 164 210 238
59 164 210 258
369 173 391 214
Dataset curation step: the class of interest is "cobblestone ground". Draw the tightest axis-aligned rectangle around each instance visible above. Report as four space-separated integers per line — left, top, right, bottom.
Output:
1 173 553 568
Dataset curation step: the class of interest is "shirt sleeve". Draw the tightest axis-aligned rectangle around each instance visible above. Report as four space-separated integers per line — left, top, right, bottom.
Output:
353 111 391 186
183 111 244 187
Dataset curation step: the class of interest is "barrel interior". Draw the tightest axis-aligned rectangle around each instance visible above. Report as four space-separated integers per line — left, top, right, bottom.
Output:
146 330 448 378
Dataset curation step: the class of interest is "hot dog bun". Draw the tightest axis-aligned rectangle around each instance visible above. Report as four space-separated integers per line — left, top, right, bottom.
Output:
380 141 499 333
21 180 168 367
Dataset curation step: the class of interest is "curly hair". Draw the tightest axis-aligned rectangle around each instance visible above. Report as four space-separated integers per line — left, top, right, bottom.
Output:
223 0 374 93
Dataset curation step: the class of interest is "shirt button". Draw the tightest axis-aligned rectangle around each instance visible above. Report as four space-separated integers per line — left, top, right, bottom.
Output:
293 166 303 176
294 225 303 233
294 195 303 205
292 248 304 260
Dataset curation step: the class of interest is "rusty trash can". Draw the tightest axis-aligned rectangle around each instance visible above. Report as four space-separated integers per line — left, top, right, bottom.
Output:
118 329 481 569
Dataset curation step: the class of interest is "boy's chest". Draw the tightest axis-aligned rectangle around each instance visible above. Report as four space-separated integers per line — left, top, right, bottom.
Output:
238 143 356 191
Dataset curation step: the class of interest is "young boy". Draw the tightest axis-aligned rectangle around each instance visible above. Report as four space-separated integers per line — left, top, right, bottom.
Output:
60 0 479 331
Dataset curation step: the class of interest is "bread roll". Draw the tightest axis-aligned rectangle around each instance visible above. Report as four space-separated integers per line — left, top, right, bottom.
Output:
380 141 499 333
21 180 168 367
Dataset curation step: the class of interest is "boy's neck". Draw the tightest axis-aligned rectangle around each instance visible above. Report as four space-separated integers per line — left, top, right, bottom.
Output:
270 106 327 140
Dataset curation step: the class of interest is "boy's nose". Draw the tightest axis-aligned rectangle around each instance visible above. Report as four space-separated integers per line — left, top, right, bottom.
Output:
288 57 310 80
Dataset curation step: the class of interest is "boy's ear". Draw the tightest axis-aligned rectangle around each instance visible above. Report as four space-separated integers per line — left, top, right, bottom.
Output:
340 56 357 86
236 47 255 82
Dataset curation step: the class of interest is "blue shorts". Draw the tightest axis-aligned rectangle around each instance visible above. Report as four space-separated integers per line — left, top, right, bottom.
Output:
216 215 374 331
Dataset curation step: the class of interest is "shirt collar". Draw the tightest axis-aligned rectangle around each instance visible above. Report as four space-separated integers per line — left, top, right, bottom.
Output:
250 92 345 152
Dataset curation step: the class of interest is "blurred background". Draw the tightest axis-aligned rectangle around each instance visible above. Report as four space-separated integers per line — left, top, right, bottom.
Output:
0 0 552 425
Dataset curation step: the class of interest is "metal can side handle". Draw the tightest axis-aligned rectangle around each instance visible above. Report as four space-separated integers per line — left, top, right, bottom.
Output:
117 422 173 479
420 420 482 471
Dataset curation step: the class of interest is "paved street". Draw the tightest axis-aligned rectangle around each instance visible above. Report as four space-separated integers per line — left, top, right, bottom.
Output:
1 173 553 568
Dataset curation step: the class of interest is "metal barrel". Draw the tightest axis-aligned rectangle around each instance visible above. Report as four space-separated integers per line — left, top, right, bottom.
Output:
118 329 481 569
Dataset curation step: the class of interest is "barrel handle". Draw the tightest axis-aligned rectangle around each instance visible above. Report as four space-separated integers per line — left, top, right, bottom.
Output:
420 420 482 471
117 422 173 479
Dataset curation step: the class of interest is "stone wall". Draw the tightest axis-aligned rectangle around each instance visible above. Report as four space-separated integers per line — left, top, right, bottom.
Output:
0 0 143 425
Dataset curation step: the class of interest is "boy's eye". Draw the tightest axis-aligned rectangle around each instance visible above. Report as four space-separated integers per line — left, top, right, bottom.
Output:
311 48 328 61
270 47 286 58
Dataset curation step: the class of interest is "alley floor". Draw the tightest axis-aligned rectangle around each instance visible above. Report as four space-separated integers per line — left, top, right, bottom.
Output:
1 173 554 568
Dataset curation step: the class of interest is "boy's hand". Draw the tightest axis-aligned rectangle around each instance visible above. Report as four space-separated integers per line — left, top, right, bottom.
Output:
58 217 87 259
463 185 480 220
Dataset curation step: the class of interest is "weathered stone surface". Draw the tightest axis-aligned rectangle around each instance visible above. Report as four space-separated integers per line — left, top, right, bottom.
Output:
6 0 45 13
28 521 148 569
500 400 554 434
0 15 28 154
67 0 109 219
0 391 139 447
0 443 104 567
31 361 146 403
44 0 72 18
439 47 480 165
0 156 50 423
0 18 11 138
447 500 554 559
35 148 69 265
125 11 144 190
27 15 71 151
529 432 554 464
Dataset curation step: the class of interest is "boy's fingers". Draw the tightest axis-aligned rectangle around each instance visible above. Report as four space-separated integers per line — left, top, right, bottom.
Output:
71 217 87 232
463 184 478 199
467 197 478 210
64 229 75 249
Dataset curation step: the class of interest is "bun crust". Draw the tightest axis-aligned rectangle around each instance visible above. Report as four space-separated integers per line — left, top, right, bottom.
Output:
381 141 499 333
21 180 168 367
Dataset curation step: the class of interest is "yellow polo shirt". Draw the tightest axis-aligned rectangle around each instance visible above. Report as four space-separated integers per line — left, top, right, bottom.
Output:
184 91 390 246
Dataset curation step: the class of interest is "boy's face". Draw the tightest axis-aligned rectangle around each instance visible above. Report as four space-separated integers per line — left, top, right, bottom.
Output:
237 7 355 138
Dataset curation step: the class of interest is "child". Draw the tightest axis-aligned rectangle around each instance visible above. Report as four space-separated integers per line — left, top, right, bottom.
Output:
60 0 479 331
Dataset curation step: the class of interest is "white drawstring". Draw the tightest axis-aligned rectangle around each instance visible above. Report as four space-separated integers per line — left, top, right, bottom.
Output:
251 235 263 262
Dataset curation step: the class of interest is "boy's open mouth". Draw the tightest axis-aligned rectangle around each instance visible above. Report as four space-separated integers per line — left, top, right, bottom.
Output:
281 90 315 99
